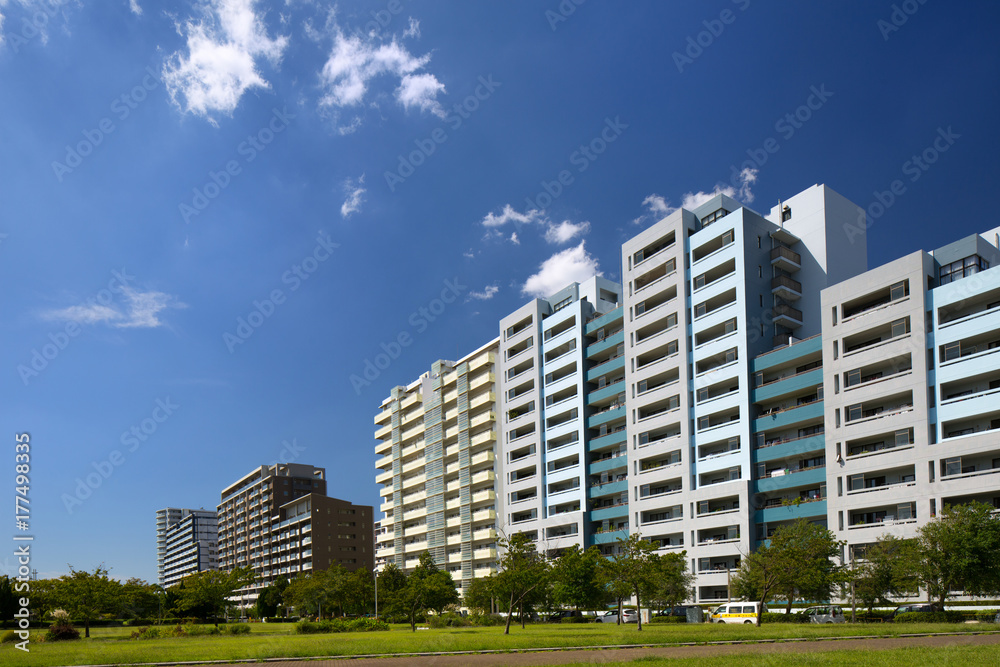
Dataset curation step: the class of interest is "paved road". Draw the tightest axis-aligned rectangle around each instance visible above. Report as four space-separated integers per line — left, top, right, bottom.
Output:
203 633 1000 666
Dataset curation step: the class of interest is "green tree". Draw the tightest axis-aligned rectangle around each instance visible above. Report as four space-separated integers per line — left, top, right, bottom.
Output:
918 501 1000 608
119 578 159 620
0 576 16 628
608 534 659 631
850 535 921 613
382 552 459 631
342 568 375 616
730 544 783 627
550 546 608 612
53 565 121 637
770 520 843 613
255 578 288 618
176 567 256 626
647 551 694 612
463 575 496 614
493 532 549 634
283 572 328 618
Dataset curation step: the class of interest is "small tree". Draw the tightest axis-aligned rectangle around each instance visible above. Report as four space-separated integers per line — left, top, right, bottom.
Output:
283 572 328 618
0 576 15 628
54 565 121 637
770 520 843 613
255 578 288 618
551 546 609 613
918 502 1000 607
730 545 783 627
177 567 256 625
608 534 659 630
850 535 921 613
493 532 549 634
648 551 694 612
463 576 496 614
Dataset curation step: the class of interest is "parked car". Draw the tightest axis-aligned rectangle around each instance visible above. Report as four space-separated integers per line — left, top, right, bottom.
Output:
709 602 767 624
892 603 940 618
597 609 638 623
800 605 846 624
547 610 584 622
655 605 704 623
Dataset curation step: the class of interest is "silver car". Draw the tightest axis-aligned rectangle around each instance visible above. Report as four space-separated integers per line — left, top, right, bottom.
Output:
800 605 846 623
598 609 638 623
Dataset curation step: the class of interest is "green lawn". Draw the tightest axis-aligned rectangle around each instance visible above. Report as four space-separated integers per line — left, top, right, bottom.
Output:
1 622 997 666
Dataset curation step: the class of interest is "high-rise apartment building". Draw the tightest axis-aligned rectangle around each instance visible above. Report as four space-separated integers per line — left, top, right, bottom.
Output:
156 507 218 586
218 463 373 606
822 226 1000 564
497 277 623 557
161 510 219 588
372 184 1000 604
619 185 867 601
374 341 499 596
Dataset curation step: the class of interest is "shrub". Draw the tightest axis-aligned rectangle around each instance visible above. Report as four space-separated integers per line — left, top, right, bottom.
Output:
759 612 809 624
560 615 591 624
347 617 389 632
220 624 252 635
650 615 686 624
45 624 81 641
975 610 999 623
428 613 469 628
468 613 504 626
2 629 20 644
893 611 965 623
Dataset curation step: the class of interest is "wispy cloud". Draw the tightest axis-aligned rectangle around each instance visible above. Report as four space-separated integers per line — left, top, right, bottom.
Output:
522 242 601 298
468 284 499 301
42 287 186 329
128 0 142 15
634 168 758 226
481 204 544 228
318 21 446 122
340 175 366 218
163 0 289 123
402 17 420 38
544 220 591 244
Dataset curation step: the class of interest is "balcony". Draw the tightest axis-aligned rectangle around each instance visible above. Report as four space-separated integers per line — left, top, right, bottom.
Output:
772 303 803 328
771 274 802 301
770 245 801 272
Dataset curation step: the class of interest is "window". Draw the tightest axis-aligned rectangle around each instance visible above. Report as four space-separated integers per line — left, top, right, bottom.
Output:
722 230 734 246
694 302 707 318
845 369 861 387
891 317 910 338
781 206 792 222
939 255 989 285
724 318 737 334
847 404 862 422
889 280 909 301
942 341 961 362
944 457 961 476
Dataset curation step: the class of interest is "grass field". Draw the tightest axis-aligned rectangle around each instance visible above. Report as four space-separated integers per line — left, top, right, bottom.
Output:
1 622 997 666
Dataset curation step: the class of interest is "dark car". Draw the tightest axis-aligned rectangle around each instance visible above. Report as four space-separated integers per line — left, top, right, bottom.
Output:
892 604 940 618
547 610 584 622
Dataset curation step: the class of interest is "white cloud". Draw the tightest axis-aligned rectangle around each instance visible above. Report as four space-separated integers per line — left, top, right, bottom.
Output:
340 175 366 218
318 27 445 118
42 288 185 329
468 284 499 301
643 193 675 216
634 168 759 226
544 220 591 244
129 0 142 15
163 0 289 122
403 17 420 38
522 242 602 298
509 232 519 245
462 248 476 259
480 204 544 228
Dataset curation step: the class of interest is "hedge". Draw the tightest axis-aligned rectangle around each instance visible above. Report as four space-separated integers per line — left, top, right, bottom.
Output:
893 611 966 623
294 618 389 634
560 615 591 624
649 616 686 624
759 612 809 624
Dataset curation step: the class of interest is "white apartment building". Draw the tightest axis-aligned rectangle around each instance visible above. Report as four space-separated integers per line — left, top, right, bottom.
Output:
823 226 1000 564
620 185 867 602
496 277 622 557
374 340 499 595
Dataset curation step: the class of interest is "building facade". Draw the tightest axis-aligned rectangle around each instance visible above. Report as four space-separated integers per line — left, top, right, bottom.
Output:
822 226 1000 566
374 341 499 596
156 507 218 587
217 463 373 606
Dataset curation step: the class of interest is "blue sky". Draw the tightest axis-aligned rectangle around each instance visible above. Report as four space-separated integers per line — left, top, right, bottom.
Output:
2 0 999 583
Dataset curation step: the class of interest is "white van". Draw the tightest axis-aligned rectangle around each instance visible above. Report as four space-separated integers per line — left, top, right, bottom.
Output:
709 602 767 624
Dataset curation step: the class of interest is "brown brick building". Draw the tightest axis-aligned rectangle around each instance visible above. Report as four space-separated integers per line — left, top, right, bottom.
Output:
217 463 373 607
